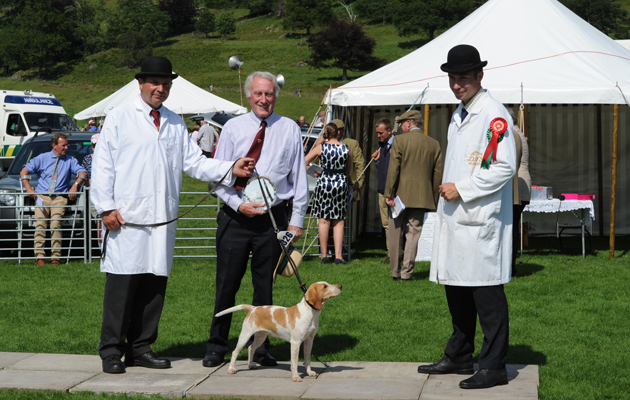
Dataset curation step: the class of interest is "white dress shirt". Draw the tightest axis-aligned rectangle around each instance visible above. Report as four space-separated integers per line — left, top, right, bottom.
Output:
214 111 309 228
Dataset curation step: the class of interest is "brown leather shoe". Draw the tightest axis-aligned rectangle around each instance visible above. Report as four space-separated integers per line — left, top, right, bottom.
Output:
36 259 45 266
51 260 61 265
381 257 390 264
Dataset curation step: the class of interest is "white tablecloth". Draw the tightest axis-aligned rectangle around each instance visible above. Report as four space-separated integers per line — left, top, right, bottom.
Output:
524 199 595 219
523 199 594 228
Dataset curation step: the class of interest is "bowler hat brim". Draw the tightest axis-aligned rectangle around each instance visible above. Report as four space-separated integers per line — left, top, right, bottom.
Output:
440 60 487 74
135 71 179 80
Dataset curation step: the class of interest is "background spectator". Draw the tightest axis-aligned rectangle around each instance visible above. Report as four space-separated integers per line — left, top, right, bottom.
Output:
20 133 87 265
198 120 218 158
190 124 201 144
305 123 351 264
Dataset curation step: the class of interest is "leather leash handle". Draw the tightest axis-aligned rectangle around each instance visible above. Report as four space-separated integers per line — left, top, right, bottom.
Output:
254 167 307 294
101 159 240 261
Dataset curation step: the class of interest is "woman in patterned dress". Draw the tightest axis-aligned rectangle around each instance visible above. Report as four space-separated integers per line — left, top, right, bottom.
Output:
305 123 351 264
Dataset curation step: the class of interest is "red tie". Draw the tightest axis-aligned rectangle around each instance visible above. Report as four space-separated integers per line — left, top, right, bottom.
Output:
235 120 267 190
151 110 160 130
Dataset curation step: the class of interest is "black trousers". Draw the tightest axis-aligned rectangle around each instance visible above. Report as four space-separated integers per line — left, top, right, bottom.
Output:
444 284 509 370
99 273 168 360
206 203 287 356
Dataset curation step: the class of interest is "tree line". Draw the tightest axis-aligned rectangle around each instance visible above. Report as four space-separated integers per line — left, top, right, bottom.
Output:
0 0 627 81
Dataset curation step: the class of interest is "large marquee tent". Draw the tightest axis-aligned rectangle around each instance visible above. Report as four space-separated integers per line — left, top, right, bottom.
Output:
74 74 246 120
324 0 630 242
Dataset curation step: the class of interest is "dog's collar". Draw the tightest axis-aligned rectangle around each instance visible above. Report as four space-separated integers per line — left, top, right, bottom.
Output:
305 298 320 311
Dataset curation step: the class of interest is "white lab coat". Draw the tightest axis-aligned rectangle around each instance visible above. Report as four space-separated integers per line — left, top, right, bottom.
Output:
91 96 235 277
430 91 517 286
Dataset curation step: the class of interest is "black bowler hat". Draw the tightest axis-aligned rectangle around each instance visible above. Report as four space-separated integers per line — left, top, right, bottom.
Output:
135 56 179 80
440 45 487 73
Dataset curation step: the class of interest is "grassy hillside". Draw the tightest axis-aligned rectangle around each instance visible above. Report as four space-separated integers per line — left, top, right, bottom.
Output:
3 0 629 123
1 8 427 124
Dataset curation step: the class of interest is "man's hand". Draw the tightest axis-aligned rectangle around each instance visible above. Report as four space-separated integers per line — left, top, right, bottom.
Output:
102 210 125 231
288 226 302 244
25 187 36 199
68 185 78 201
232 157 255 178
238 202 266 218
385 197 395 207
439 183 460 202
371 148 381 162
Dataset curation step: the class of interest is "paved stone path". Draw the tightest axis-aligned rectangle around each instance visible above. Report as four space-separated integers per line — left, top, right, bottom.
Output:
0 352 539 399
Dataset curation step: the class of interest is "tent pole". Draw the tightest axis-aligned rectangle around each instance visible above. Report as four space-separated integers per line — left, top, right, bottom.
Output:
609 104 619 259
596 105 604 236
238 68 243 107
424 104 430 135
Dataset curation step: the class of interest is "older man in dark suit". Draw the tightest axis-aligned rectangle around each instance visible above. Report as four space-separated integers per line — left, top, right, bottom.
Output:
384 110 443 280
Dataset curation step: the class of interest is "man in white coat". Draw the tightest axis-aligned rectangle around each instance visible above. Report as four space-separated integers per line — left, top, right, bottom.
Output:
417 45 517 390
91 56 254 374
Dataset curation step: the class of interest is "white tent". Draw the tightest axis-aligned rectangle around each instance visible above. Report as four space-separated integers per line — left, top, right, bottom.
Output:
617 40 630 52
324 0 630 237
75 74 246 120
329 0 630 106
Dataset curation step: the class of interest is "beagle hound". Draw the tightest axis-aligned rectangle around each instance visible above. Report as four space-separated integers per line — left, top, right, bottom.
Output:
215 281 342 382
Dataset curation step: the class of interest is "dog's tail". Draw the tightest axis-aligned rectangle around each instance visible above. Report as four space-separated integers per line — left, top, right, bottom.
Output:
215 304 253 317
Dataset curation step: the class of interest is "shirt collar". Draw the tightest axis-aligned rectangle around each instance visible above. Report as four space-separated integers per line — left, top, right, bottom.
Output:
462 88 487 114
138 94 163 115
49 150 66 160
249 111 277 126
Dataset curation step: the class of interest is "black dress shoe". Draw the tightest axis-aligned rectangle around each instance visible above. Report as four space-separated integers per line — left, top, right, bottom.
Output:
459 368 508 389
253 351 277 366
417 355 474 375
125 351 171 369
102 354 126 374
202 351 225 367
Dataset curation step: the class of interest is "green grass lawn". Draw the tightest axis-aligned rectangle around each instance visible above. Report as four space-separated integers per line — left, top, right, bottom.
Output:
1 220 629 399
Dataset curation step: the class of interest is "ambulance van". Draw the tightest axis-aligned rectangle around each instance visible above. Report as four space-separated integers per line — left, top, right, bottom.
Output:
0 89 78 173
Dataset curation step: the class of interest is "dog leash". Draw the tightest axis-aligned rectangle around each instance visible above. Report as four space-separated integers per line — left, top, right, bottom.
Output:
101 159 240 261
254 167 308 295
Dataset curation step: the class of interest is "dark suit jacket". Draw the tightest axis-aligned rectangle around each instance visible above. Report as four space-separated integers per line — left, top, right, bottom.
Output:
384 129 444 210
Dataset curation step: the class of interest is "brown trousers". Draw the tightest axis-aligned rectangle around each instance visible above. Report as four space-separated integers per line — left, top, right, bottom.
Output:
34 195 67 259
378 193 389 252
388 208 425 279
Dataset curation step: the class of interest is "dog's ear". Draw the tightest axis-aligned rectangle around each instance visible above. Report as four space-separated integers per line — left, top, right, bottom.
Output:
305 283 323 310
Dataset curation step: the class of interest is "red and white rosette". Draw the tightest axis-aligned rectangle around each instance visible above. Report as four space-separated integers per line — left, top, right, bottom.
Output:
481 117 508 169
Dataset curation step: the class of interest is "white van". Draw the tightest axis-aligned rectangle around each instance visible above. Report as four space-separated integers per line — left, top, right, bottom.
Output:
0 89 78 172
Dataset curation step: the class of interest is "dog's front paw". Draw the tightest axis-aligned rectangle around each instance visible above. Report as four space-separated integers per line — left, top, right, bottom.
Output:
227 366 237 374
292 376 303 382
248 363 257 370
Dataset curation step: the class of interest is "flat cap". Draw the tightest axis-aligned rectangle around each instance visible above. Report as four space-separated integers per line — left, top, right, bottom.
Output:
330 119 345 129
395 109 423 123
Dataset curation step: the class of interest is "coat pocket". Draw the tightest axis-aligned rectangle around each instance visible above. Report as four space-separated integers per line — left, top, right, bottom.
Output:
118 196 149 224
461 142 484 173
455 196 501 226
